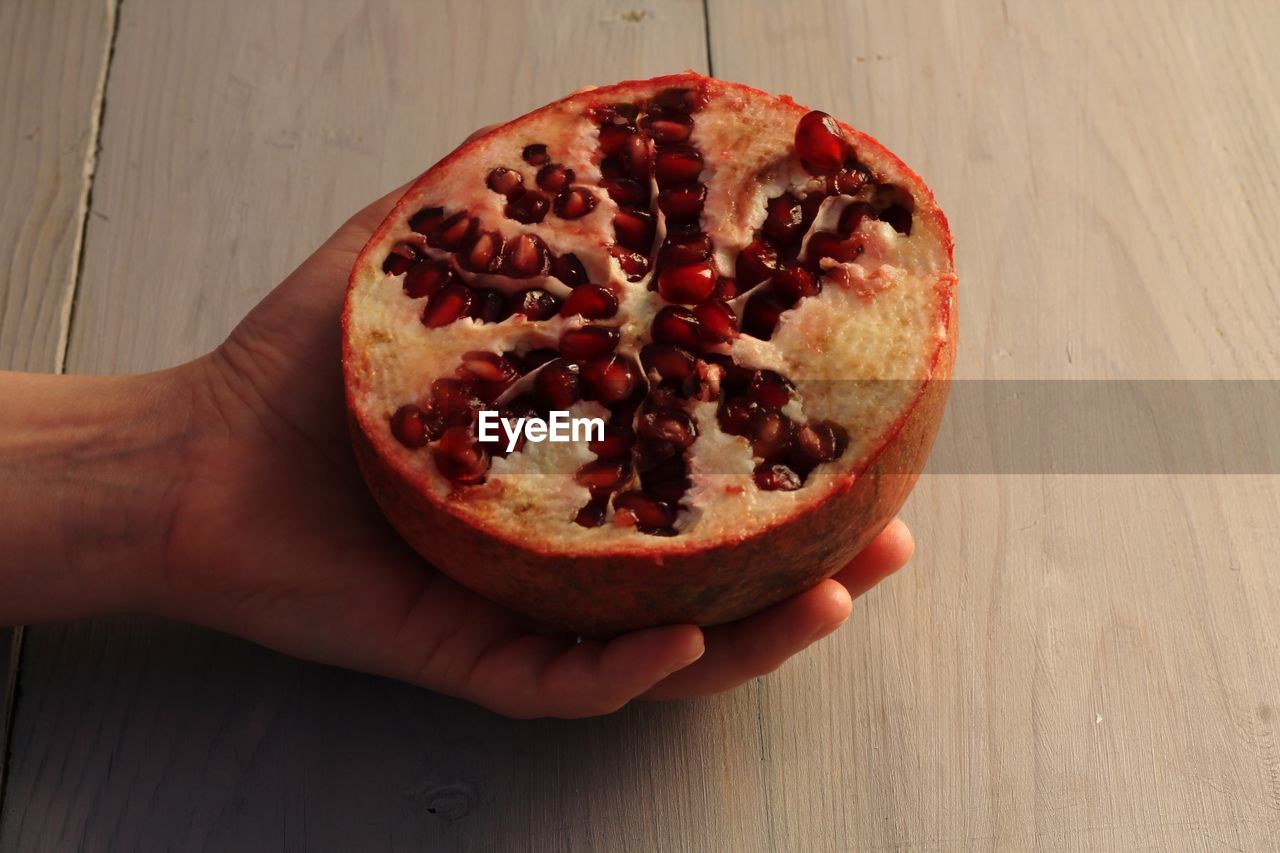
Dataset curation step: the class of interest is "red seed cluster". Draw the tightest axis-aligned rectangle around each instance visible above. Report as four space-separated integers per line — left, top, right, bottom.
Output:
380 97 907 534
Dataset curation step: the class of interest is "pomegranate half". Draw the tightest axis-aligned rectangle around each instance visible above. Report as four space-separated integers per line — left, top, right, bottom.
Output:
343 73 956 636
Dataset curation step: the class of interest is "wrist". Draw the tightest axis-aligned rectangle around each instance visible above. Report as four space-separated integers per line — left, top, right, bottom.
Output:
0 368 197 622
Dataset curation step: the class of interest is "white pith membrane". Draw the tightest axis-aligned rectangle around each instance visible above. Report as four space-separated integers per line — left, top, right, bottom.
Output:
345 76 951 553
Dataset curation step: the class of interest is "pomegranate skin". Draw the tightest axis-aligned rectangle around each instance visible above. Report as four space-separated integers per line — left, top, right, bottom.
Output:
343 72 956 637
351 323 951 637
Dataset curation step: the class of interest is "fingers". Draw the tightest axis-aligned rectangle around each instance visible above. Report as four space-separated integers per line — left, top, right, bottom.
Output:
640 579 852 700
460 625 705 719
641 518 914 701
832 517 914 598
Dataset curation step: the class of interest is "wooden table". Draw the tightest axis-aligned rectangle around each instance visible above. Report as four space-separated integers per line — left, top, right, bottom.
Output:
3 1 1278 849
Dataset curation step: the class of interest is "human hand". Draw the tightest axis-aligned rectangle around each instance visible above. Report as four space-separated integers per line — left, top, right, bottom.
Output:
0 132 914 719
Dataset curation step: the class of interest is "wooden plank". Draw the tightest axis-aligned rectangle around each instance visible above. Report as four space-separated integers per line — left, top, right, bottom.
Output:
2 1 739 851
0 0 117 822
709 0 1280 850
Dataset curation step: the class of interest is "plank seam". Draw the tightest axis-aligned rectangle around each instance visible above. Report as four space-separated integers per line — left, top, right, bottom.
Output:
0 627 22 813
701 0 715 76
55 0 123 373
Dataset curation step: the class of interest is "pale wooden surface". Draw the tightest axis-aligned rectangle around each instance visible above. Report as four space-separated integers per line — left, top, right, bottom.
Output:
0 0 117 802
2 0 1279 850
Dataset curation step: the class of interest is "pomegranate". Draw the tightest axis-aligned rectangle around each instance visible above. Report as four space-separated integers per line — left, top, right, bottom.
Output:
344 73 956 636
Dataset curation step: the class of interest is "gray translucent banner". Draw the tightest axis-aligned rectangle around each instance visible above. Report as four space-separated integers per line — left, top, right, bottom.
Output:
920 380 1280 474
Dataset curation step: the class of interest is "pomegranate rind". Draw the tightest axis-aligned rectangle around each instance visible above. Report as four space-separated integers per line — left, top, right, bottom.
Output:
343 72 956 635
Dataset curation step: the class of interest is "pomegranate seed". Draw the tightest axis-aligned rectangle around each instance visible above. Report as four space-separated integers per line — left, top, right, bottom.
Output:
879 204 913 235
609 246 650 281
600 177 650 207
599 157 626 179
432 378 483 425
871 184 916 221
735 239 779 291
403 260 454 299
510 289 561 321
713 277 739 300
486 168 524 198
512 348 558 373
830 165 870 195
624 134 652 180
581 354 637 404
613 491 677 528
754 464 803 491
560 284 618 319
382 246 418 275
773 265 820 303
457 351 519 400
645 383 687 412
590 425 635 458
641 113 693 144
536 164 574 193
559 326 620 362
641 344 696 382
694 300 738 344
639 409 698 449
795 111 850 175
434 425 489 485
791 420 849 471
704 353 753 394
654 146 703 186
657 183 706 218
554 187 597 220
473 289 508 323
650 87 705 114
430 213 478 251
806 231 862 263
593 102 639 125
576 458 631 491
535 360 581 409
658 233 712 267
646 478 688 505
551 253 588 287
748 410 793 460
650 305 701 349
838 201 876 235
748 370 794 409
390 405 430 448
461 231 503 273
598 125 634 156
500 233 550 278
658 262 716 304
408 207 445 234
642 459 690 504
574 501 607 528
457 352 513 385
422 283 475 327
742 293 788 339
505 191 550 224
521 143 549 165
718 398 759 435
613 209 656 252
763 194 805 247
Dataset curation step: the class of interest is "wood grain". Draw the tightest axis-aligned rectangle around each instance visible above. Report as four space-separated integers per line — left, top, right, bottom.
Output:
0 0 116 819
2 1 728 851
3 0 1280 850
708 0 1280 850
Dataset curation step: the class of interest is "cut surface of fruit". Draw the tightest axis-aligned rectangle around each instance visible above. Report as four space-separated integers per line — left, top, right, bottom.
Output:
344 72 956 635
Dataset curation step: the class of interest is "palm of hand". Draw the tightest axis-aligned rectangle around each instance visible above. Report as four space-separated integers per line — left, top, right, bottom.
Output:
159 178 912 719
